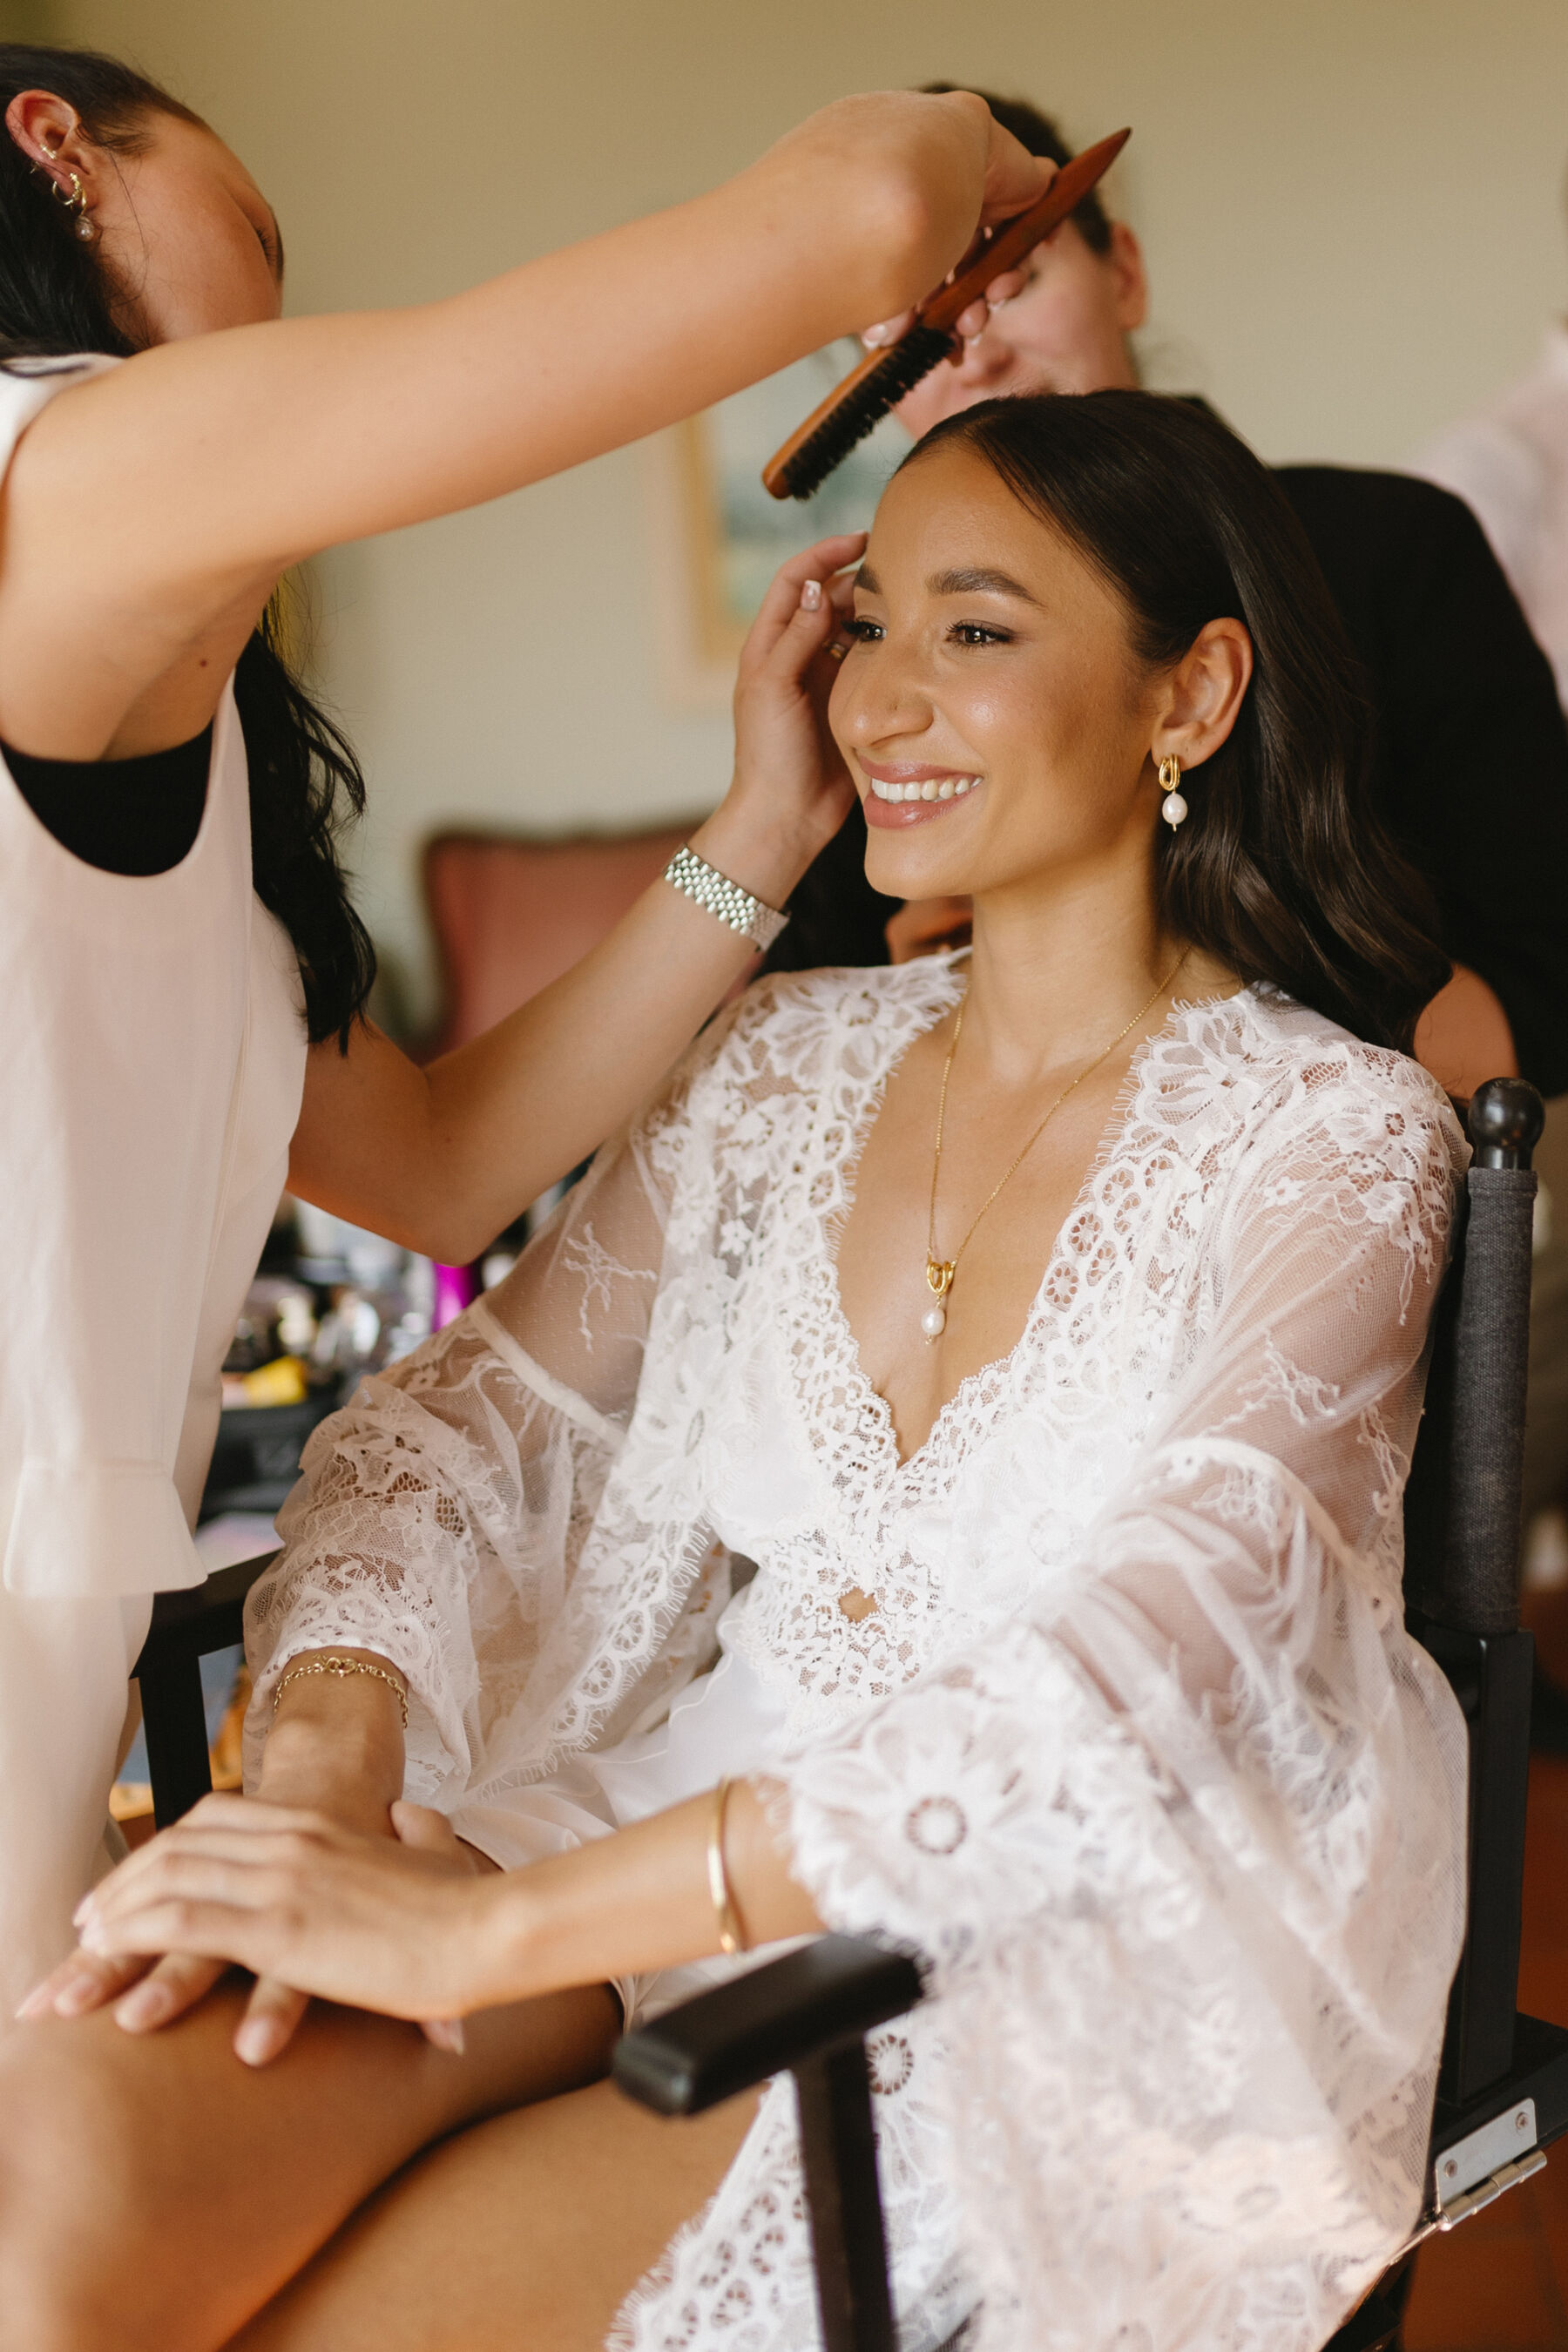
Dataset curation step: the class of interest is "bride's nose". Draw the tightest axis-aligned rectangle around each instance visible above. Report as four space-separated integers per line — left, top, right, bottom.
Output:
837 648 936 756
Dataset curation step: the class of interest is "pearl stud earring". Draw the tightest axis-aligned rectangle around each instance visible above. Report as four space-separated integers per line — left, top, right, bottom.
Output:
1159 754 1187 828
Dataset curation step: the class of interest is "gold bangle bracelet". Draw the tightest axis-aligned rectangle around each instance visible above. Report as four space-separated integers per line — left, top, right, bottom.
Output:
706 1776 749 1957
271 1653 409 1728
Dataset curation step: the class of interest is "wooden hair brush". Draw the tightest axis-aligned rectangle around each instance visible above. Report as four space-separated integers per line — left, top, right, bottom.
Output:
762 125 1131 503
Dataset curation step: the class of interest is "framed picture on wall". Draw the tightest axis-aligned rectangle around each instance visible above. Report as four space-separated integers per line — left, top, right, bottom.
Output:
645 340 908 708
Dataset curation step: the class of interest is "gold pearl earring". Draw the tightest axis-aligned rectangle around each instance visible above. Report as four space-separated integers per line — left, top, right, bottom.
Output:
41 148 97 241
1159 754 1187 829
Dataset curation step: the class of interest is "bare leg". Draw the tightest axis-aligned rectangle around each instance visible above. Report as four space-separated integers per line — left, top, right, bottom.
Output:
227 2077 764 2352
0 1976 619 2352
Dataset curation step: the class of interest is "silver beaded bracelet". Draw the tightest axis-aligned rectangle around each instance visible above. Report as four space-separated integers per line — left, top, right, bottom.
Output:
663 844 788 954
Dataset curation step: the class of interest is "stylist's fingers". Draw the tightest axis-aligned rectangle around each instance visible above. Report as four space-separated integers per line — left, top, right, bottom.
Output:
15 1946 153 2023
112 1950 229 2033
233 1976 310 2068
862 308 916 351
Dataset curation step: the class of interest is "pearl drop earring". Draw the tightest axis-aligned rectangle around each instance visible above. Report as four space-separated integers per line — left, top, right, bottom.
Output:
1159 754 1187 828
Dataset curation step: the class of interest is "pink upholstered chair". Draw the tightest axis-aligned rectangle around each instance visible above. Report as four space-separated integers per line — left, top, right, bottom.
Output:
422 822 698 1056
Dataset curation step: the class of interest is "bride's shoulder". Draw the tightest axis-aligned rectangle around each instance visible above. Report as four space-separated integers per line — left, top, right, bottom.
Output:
1175 985 1468 1191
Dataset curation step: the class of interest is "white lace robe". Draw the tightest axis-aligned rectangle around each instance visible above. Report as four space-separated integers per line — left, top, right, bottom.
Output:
246 960 1470 2352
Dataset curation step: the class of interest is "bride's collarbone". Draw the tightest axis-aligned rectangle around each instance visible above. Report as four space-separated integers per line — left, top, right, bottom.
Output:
833 1059 1121 1462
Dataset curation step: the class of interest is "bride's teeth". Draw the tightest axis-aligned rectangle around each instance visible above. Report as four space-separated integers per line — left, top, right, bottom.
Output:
954 778 970 795
937 779 954 800
902 782 919 801
921 779 938 801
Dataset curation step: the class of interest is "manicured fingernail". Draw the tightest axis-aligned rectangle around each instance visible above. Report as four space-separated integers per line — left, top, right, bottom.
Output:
78 1917 107 1953
116 1983 173 2031
72 1895 94 1928
861 323 889 348
235 2018 278 2067
801 579 822 612
15 1983 54 2020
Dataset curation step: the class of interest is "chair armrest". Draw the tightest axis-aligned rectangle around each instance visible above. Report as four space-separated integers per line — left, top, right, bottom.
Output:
132 1549 280 1677
612 1934 923 2117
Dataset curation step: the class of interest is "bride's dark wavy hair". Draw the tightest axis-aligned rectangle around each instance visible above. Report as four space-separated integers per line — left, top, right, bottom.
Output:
905 391 1450 1054
0 42 375 1047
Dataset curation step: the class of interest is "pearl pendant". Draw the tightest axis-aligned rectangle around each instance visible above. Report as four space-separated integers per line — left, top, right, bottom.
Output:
922 1303 947 1340
1161 790 1188 828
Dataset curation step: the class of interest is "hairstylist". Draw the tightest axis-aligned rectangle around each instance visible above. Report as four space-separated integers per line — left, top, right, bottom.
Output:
775 91 1568 1105
0 41 1047 2012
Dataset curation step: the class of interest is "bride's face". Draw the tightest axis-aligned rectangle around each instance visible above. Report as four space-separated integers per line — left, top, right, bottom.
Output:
829 445 1170 908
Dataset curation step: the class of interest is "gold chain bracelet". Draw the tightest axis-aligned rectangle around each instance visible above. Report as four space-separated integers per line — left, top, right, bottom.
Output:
272 1653 409 1727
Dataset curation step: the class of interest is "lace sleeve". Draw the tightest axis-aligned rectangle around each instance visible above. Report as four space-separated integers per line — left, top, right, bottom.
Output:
776 1059 1470 2345
242 1031 708 1794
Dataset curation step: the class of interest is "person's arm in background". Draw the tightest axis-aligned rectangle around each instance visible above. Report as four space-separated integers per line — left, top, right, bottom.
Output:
1275 466 1568 1098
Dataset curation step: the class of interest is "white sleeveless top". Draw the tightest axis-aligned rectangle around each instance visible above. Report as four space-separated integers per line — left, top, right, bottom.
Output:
0 358 308 1598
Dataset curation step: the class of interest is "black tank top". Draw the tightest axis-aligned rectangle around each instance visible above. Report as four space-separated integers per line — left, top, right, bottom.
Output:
3 727 211 876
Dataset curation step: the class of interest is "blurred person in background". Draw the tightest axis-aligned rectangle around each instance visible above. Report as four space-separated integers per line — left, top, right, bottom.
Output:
776 91 1568 1119
1415 232 1568 1657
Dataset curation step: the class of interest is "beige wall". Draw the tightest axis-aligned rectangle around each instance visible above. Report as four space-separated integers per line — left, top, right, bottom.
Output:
42 0 1568 1023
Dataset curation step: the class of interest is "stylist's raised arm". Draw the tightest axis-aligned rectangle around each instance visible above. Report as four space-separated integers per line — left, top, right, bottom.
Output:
0 86 1047 758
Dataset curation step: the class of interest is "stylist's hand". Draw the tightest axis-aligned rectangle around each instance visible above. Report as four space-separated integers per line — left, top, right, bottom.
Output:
71 1796 496 2043
15 1765 402 2064
857 98 1056 351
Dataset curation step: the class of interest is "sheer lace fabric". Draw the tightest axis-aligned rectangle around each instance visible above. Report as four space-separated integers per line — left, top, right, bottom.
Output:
246 962 1469 2352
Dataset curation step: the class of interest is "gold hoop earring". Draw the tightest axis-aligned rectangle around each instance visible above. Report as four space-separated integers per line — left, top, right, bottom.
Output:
1158 754 1187 830
44 159 97 242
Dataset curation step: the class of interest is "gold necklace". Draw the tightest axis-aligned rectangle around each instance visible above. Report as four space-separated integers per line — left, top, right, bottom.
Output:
922 954 1187 1342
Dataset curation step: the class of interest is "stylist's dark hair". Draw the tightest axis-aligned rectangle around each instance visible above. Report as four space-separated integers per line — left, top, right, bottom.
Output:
0 43 375 1048
908 391 1449 1052
921 85 1113 255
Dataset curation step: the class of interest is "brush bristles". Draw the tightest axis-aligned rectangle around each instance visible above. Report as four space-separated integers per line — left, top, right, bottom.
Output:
776 323 956 501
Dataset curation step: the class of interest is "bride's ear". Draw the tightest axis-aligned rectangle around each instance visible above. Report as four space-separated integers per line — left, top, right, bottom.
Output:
1152 618 1253 774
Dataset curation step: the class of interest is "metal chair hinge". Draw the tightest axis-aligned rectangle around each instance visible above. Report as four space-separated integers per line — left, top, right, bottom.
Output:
1388 2100 1545 2262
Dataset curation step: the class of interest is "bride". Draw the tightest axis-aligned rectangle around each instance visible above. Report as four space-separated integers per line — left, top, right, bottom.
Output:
9 389 1467 2352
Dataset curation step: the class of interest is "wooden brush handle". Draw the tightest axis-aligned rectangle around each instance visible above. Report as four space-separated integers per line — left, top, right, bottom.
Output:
918 126 1131 335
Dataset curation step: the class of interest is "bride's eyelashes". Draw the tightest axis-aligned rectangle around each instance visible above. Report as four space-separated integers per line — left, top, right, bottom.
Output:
948 621 1013 647
843 615 1017 647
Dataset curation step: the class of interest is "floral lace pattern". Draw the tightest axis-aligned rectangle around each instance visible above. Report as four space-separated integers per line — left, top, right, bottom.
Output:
245 963 1469 2352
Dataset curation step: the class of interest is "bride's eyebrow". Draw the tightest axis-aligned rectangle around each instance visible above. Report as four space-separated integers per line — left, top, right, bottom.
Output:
929 564 1040 605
